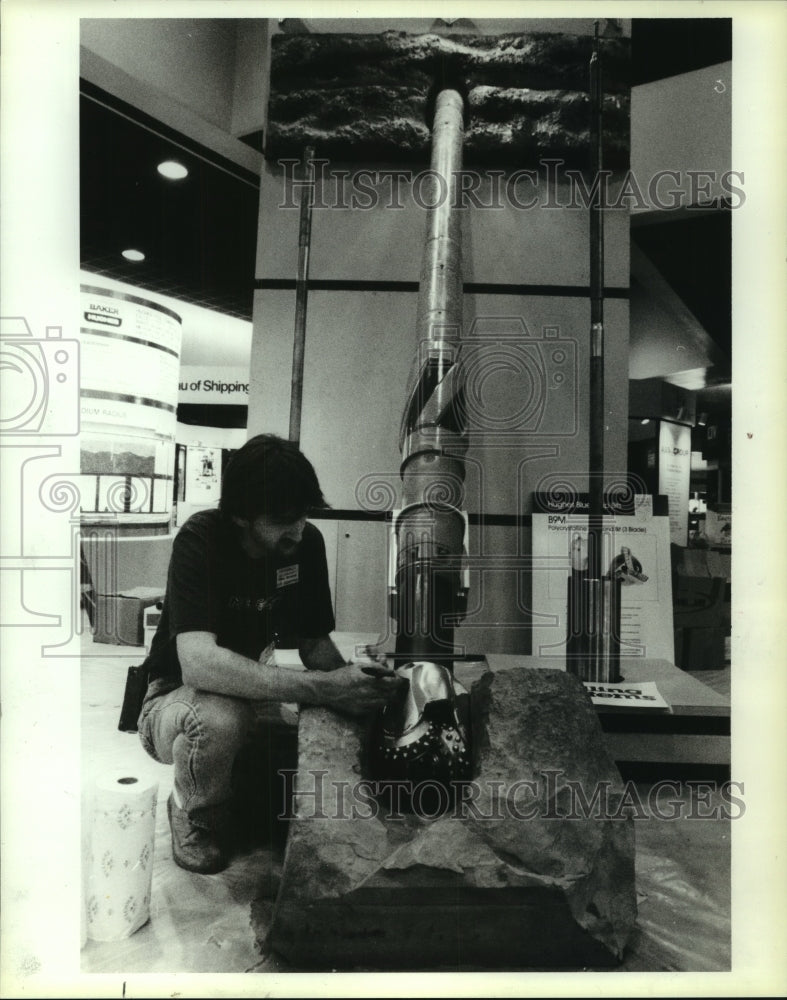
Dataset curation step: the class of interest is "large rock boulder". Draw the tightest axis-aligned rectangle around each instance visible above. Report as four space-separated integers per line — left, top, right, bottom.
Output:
257 667 636 970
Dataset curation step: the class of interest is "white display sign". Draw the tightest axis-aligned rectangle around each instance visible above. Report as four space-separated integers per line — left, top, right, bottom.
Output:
531 506 675 665
658 420 691 545
80 285 182 417
583 681 670 712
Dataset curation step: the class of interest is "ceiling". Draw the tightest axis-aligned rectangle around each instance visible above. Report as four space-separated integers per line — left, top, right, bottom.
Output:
633 211 731 362
629 18 731 86
80 81 260 321
79 18 732 349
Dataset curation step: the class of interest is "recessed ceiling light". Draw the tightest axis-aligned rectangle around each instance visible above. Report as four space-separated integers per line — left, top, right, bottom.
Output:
157 160 188 180
640 418 650 425
122 249 145 262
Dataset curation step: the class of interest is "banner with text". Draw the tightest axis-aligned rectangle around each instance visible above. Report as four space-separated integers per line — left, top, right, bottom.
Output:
178 367 249 405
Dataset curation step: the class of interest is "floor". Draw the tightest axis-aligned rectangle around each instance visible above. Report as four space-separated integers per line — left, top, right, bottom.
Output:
80 620 732 976
80 630 281 974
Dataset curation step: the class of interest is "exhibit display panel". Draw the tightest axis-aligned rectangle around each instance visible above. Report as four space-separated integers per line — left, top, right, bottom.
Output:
531 501 675 666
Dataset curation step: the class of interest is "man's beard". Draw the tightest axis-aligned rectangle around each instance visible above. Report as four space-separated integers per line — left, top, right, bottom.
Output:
276 537 299 557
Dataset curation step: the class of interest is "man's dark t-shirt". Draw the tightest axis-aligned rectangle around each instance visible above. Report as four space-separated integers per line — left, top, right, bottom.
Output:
143 509 335 700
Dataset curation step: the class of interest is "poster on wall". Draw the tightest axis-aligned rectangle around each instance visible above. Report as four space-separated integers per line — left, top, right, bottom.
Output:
531 501 675 666
705 507 732 547
184 445 221 505
657 420 691 545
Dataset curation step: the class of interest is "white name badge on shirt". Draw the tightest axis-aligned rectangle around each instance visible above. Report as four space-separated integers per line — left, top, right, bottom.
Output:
276 564 299 588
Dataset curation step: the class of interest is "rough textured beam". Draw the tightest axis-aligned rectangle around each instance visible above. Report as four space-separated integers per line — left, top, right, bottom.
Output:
266 31 629 168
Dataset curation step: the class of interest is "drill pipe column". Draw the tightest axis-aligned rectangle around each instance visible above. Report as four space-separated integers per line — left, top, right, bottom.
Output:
416 89 465 343
395 89 467 665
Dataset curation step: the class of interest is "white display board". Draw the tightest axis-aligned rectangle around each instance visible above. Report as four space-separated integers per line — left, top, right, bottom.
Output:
531 502 675 665
582 681 670 712
657 420 691 545
704 507 732 547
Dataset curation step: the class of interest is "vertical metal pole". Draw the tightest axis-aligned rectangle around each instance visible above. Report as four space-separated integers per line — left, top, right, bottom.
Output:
288 146 315 445
586 25 623 684
588 22 605 580
576 22 622 684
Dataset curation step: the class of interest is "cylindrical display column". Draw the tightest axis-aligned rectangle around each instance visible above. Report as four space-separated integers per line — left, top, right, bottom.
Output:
79 284 182 535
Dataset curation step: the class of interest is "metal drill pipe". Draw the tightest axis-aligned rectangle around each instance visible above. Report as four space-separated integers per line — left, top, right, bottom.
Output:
415 90 464 345
289 146 315 446
396 88 467 664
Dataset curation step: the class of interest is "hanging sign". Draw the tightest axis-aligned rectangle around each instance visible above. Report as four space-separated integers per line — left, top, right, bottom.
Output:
657 420 691 545
178 367 249 404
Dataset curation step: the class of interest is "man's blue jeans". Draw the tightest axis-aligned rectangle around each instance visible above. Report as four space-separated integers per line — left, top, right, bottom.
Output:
138 685 257 814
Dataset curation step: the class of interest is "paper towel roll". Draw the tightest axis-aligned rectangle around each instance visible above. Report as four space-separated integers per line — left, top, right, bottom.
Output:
84 772 158 942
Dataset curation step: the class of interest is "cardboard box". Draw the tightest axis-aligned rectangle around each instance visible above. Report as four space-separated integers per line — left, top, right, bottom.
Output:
94 587 164 646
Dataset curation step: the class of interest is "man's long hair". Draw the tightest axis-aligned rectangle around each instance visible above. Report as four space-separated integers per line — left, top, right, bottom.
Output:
219 434 327 523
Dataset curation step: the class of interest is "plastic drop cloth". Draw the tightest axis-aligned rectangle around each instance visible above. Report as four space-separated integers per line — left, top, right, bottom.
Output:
620 783 731 971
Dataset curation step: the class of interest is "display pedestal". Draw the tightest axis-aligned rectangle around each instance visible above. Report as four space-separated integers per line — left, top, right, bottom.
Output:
327 635 730 770
486 653 730 771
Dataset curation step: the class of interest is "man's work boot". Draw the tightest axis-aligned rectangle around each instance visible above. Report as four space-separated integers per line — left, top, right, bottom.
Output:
167 793 230 874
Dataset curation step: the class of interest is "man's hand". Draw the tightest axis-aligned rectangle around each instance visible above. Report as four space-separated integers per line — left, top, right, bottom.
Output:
321 662 405 717
362 635 394 668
